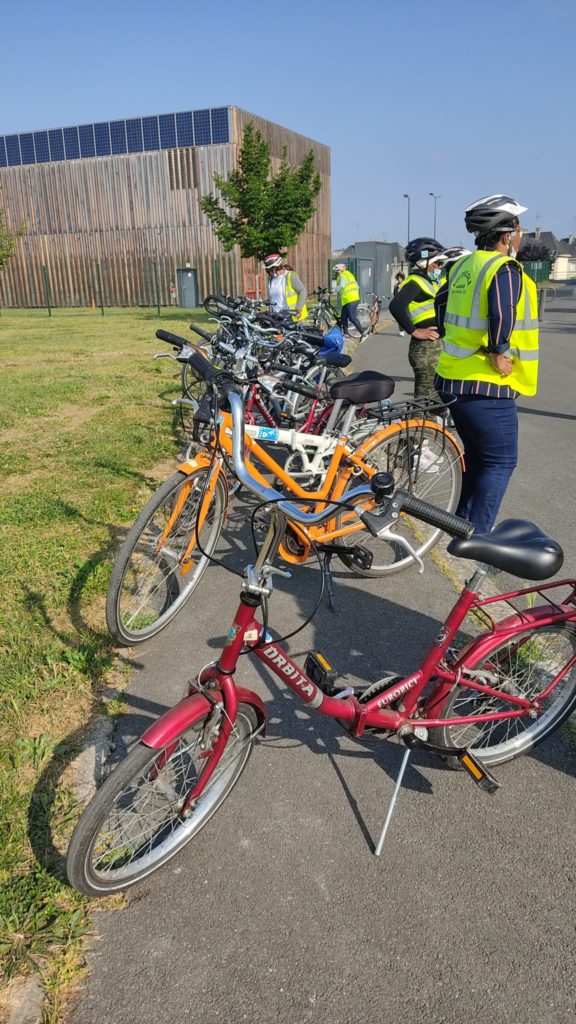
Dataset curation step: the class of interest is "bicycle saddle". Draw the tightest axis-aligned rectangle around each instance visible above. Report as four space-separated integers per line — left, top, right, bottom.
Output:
329 370 395 404
447 519 564 581
315 352 351 368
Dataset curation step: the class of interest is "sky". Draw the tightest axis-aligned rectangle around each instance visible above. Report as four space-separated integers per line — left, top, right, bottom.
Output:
2 0 575 249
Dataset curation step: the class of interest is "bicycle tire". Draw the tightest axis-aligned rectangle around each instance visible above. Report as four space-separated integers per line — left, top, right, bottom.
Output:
434 622 576 765
106 469 227 644
66 703 258 896
181 355 210 404
335 423 462 576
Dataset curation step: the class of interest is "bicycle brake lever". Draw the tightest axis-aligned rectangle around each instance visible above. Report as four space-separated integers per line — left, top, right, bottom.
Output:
360 507 425 573
153 352 178 360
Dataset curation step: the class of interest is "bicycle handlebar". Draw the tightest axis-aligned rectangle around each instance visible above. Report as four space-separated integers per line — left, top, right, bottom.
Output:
189 322 212 343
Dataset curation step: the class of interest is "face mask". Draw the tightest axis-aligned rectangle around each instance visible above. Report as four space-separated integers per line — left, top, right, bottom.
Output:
508 228 522 258
429 268 442 281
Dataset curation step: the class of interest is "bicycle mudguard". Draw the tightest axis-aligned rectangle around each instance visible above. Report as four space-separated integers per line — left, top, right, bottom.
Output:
177 452 214 473
450 603 576 668
353 419 463 463
140 688 267 749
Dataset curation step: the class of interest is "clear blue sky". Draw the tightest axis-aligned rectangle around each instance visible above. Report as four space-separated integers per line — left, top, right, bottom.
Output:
2 0 575 248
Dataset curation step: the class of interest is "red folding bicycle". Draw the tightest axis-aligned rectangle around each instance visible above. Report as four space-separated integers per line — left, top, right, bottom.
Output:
66 351 576 897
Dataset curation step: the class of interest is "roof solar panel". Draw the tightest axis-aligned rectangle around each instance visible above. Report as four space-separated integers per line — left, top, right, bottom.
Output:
110 120 127 154
126 118 143 153
3 107 232 167
193 109 211 146
94 123 111 157
49 129 65 161
6 135 21 166
143 116 160 151
64 126 80 160
20 133 35 164
159 113 177 148
79 124 96 158
176 112 194 147
211 108 229 144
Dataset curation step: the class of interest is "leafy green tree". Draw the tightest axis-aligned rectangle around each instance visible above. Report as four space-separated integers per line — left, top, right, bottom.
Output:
517 241 551 262
200 123 322 260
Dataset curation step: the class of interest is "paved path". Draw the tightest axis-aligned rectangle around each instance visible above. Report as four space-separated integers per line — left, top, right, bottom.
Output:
69 291 576 1024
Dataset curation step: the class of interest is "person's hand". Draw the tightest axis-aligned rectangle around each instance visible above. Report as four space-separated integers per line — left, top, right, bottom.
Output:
412 327 440 341
488 352 513 376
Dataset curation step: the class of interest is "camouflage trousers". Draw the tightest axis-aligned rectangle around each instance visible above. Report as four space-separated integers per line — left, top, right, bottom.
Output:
408 337 442 401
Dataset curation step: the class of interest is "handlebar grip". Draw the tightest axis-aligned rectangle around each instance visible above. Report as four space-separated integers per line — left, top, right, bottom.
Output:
186 346 219 383
401 493 474 539
268 362 304 376
283 381 318 399
155 329 188 349
189 322 212 342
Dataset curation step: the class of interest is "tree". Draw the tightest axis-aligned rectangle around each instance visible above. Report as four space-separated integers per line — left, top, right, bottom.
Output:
517 241 551 262
0 189 20 272
199 123 322 260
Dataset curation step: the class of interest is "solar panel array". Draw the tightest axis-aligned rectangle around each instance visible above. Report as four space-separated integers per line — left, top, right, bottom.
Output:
0 108 230 167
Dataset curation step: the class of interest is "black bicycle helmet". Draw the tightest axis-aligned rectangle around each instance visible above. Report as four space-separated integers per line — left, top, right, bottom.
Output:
465 195 527 237
404 237 445 268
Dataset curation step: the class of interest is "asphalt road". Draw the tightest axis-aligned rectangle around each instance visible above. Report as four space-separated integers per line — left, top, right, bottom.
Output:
69 290 576 1024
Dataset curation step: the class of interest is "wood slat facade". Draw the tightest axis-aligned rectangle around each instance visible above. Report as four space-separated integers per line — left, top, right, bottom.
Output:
0 107 331 308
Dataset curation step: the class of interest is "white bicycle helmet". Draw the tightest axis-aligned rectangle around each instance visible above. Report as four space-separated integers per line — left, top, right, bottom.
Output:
333 262 347 272
263 253 283 270
465 195 527 237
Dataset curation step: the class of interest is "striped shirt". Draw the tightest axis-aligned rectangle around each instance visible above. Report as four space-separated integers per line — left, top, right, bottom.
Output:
434 258 522 399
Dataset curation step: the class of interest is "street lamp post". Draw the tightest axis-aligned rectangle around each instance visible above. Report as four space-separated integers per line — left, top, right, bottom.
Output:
429 193 441 237
402 193 411 244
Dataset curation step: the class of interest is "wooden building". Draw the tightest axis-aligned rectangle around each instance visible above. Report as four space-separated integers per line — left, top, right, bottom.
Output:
0 107 331 307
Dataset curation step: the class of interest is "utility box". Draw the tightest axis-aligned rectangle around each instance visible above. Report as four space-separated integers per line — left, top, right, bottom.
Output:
177 267 199 308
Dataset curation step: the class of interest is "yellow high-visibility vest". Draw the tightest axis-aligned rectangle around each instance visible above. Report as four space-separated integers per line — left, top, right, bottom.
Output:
285 271 308 321
337 270 360 305
436 250 539 396
399 273 438 326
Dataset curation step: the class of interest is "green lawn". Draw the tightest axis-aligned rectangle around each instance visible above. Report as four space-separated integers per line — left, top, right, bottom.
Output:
0 307 210 1019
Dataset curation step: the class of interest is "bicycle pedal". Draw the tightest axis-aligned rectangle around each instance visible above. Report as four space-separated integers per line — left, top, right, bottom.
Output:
304 651 342 696
457 751 501 794
346 545 373 571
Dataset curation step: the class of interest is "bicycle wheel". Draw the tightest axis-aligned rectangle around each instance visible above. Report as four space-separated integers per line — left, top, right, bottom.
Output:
106 469 227 644
181 342 212 402
66 703 259 896
434 623 576 766
336 424 462 576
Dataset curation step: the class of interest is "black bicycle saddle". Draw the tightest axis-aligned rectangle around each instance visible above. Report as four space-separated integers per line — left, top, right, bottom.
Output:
447 519 564 581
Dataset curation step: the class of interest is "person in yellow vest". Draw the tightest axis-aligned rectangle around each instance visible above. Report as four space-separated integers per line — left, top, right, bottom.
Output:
263 253 308 322
388 237 447 400
332 263 366 339
435 194 538 533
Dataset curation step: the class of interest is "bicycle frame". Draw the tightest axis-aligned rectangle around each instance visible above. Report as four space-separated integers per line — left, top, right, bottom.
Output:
177 411 459 565
142 563 576 765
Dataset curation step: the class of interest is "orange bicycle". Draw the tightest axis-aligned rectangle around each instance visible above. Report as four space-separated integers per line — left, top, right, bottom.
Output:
106 335 463 645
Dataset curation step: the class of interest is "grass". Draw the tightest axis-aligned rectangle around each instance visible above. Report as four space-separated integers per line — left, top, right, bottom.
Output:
0 306 211 1019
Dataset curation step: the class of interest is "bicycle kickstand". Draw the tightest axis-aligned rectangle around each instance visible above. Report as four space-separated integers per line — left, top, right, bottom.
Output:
319 551 337 614
374 745 412 856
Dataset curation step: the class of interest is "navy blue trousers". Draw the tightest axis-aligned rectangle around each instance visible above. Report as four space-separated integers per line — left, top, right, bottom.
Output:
340 300 364 335
447 395 518 534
